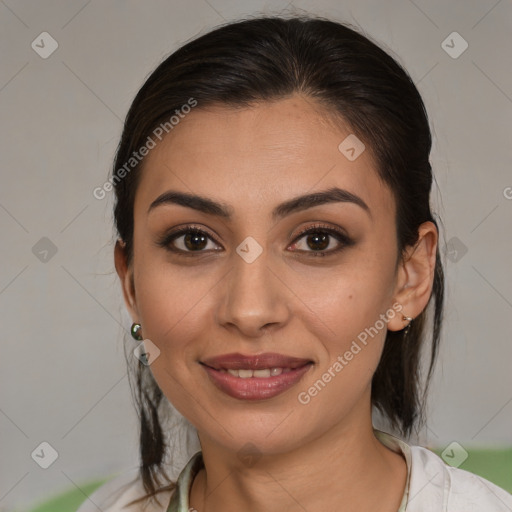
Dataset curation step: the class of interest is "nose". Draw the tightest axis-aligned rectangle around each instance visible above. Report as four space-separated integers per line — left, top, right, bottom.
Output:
215 245 291 339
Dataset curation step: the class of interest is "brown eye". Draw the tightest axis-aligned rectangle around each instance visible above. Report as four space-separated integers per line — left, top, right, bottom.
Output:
289 224 354 257
180 230 209 251
302 232 330 251
157 226 221 254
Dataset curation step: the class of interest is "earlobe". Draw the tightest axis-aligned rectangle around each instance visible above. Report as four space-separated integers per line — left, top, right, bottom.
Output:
388 221 438 332
114 239 139 320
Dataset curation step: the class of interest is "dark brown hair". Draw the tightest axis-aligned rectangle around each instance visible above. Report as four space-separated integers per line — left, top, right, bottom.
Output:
112 12 445 506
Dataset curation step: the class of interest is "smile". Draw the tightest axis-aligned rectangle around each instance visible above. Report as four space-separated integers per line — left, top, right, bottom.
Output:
200 355 314 400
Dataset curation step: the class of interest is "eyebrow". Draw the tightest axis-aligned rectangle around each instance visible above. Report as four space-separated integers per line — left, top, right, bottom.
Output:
147 186 372 221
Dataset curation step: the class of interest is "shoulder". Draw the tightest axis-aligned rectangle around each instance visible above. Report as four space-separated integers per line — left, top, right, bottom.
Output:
408 444 512 511
75 468 174 512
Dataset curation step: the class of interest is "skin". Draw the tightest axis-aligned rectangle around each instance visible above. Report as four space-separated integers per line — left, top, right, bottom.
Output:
115 93 438 512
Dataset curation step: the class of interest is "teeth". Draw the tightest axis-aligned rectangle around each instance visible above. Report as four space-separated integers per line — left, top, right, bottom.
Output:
224 367 286 378
253 369 271 378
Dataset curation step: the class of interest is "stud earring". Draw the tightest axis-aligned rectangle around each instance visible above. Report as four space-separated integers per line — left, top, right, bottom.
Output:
131 323 143 341
402 315 413 336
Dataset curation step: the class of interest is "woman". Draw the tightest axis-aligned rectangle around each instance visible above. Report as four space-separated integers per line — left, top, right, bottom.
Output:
78 13 512 512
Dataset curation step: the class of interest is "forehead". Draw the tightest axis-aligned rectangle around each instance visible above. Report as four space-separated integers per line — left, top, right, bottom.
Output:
134 95 395 223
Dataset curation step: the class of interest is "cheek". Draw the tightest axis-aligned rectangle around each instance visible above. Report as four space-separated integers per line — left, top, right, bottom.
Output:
134 271 215 421
294 279 395 428
132 256 223 397
288 254 395 349
291 257 397 413
135 267 214 354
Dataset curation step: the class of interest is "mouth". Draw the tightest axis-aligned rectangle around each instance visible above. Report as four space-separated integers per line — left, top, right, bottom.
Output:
199 352 314 400
200 352 314 372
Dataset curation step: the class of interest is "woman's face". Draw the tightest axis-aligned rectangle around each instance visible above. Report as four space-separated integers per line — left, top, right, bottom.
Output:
117 94 416 455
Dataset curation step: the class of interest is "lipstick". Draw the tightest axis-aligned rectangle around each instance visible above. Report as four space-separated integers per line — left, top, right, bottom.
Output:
200 352 313 400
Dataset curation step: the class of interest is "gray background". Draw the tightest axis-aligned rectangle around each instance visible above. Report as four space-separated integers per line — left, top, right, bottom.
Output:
1 0 511 510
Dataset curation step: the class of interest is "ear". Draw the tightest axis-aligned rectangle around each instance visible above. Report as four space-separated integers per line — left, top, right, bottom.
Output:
387 221 438 332
114 239 140 323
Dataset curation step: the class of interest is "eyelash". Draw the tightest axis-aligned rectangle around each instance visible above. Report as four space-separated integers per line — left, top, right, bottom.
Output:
156 223 354 258
291 224 354 256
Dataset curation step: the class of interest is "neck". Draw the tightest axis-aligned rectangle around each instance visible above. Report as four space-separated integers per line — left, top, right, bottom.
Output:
189 395 407 512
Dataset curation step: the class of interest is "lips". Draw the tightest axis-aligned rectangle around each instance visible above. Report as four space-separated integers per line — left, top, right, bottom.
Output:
200 354 314 400
200 352 313 371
